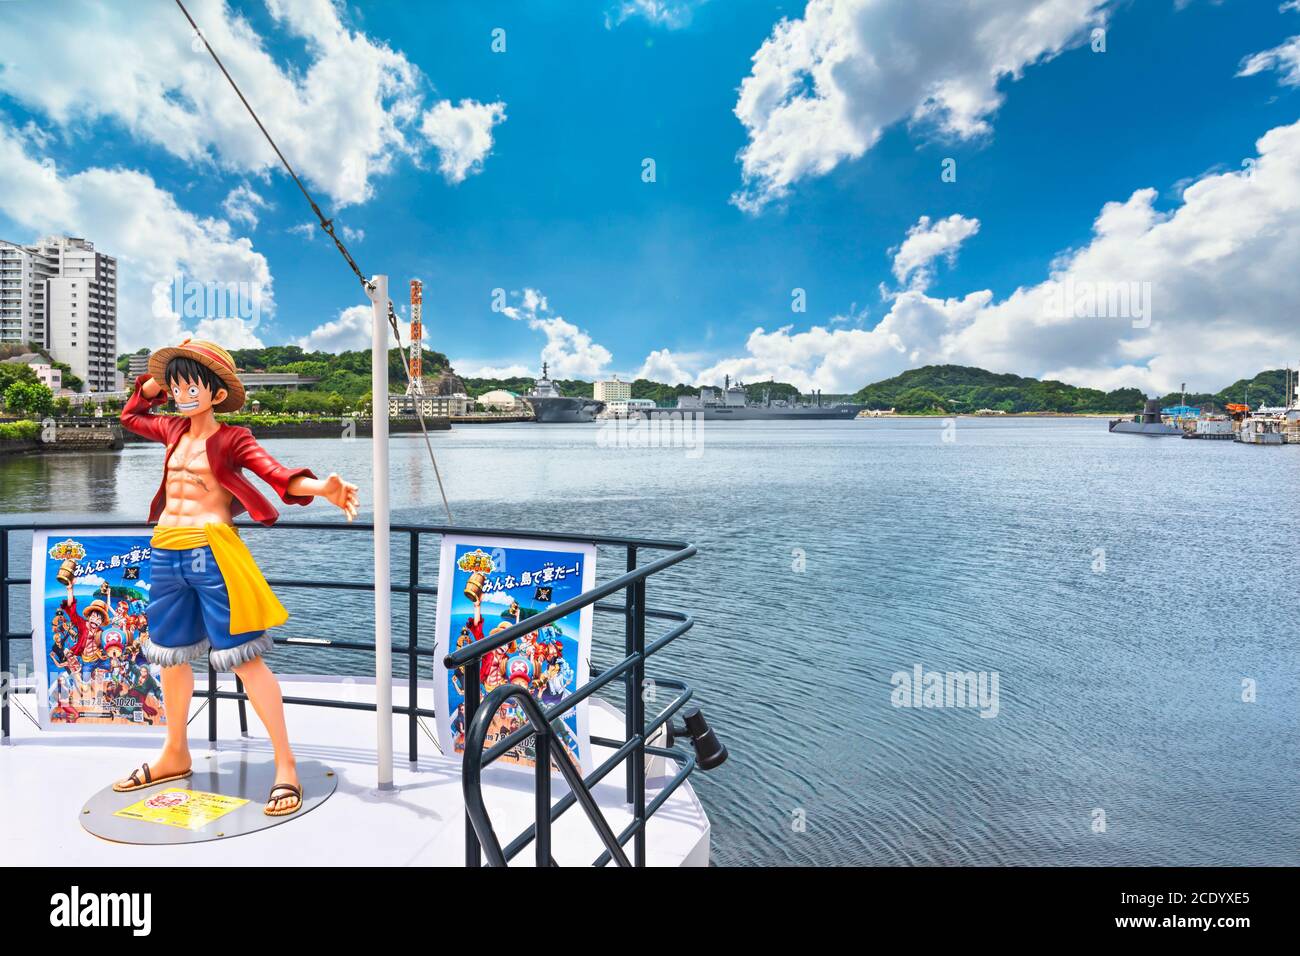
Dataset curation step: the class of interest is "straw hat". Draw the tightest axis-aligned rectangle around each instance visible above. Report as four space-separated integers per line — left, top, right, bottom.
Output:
148 338 245 412
83 599 111 624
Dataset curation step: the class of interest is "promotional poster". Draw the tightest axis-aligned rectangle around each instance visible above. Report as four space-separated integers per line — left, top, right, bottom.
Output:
28 529 165 731
434 534 595 774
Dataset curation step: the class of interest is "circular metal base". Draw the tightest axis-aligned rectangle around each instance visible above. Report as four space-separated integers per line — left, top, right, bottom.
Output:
80 756 336 845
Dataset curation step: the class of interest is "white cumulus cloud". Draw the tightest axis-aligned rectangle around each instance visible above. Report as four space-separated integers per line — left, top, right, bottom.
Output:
890 214 980 289
499 289 613 379
731 0 1109 212
0 0 505 207
295 302 418 354
222 183 270 228
419 100 508 184
295 304 372 353
452 361 535 379
637 348 693 384
0 122 273 353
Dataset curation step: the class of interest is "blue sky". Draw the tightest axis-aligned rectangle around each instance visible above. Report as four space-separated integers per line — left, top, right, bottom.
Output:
1 0 1298 394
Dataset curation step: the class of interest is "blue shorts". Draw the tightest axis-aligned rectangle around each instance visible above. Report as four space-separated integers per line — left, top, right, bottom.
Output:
144 546 271 671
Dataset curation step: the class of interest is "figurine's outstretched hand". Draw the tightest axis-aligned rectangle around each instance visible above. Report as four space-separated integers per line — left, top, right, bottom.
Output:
323 473 360 521
322 473 360 521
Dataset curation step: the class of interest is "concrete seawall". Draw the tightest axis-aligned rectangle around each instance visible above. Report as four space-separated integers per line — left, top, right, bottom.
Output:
1 416 460 456
0 438 39 456
0 420 123 456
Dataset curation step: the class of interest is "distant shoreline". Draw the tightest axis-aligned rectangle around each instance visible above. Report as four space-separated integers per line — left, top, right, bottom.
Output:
860 412 1125 419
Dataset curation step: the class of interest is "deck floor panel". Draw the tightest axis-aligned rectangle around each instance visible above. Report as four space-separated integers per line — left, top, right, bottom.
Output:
0 675 710 867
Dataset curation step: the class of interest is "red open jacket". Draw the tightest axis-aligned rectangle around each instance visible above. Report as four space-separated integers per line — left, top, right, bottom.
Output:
121 373 315 526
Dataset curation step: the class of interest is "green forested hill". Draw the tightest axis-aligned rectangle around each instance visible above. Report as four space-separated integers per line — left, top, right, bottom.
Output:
852 365 1146 414
1155 368 1292 409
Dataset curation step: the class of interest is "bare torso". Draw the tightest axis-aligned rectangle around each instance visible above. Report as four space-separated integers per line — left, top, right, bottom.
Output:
157 427 234 527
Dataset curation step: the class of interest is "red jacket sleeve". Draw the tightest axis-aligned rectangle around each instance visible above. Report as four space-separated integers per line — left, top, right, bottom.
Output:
61 597 88 654
230 427 316 506
120 374 174 443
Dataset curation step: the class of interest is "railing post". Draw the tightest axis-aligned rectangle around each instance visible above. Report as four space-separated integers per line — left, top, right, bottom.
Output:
207 660 218 744
409 531 420 764
1 529 9 743
535 727 551 866
463 663 482 867
632 577 647 867
235 674 248 736
623 545 637 801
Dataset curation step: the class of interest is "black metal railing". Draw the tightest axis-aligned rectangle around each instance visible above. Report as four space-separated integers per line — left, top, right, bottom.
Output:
0 519 703 866
444 540 700 867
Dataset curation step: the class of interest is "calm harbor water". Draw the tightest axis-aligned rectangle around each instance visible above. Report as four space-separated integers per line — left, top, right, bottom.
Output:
3 417 1297 866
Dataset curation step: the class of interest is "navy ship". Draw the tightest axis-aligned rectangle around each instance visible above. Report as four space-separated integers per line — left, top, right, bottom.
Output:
644 377 865 421
1109 399 1184 436
524 363 605 423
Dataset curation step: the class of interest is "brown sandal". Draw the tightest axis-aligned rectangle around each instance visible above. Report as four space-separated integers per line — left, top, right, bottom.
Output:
265 782 303 817
112 761 192 793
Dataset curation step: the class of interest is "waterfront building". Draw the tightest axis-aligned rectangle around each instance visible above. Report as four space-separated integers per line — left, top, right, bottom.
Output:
7 236 119 394
603 398 658 417
594 377 631 403
388 393 470 418
239 371 322 392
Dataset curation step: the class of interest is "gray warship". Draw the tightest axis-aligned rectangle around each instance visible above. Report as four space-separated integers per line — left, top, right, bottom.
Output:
1109 399 1184 436
644 376 865 421
524 363 605 423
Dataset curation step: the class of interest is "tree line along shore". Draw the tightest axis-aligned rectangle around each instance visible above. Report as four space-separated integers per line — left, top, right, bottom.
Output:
1 343 1291 427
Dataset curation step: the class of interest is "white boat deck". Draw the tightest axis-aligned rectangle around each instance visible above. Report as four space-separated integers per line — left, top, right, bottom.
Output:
0 675 710 867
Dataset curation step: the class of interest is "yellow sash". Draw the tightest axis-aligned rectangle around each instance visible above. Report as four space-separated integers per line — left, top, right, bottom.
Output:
150 524 288 634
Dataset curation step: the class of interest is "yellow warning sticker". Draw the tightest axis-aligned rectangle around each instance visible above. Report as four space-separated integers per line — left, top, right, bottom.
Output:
114 788 249 830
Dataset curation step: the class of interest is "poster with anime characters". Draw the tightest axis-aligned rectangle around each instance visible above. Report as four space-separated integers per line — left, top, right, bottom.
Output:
29 529 165 731
434 534 594 774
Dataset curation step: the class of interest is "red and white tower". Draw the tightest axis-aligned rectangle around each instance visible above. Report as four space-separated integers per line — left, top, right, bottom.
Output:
406 278 424 396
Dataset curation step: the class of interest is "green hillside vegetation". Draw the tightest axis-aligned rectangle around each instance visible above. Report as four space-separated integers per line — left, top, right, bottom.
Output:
110 345 1292 419
853 365 1146 414
1156 368 1292 409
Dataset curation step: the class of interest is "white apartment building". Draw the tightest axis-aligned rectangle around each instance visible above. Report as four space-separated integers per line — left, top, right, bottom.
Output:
0 239 56 347
594 377 632 403
42 237 118 394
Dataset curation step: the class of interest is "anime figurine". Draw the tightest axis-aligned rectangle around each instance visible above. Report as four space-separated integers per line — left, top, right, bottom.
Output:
114 339 358 816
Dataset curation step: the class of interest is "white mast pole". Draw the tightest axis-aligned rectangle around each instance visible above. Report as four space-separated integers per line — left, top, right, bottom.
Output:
369 274 394 791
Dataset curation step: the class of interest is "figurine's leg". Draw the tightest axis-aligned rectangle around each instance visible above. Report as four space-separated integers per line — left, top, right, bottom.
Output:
156 663 195 762
111 663 193 789
231 656 299 813
118 547 206 787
